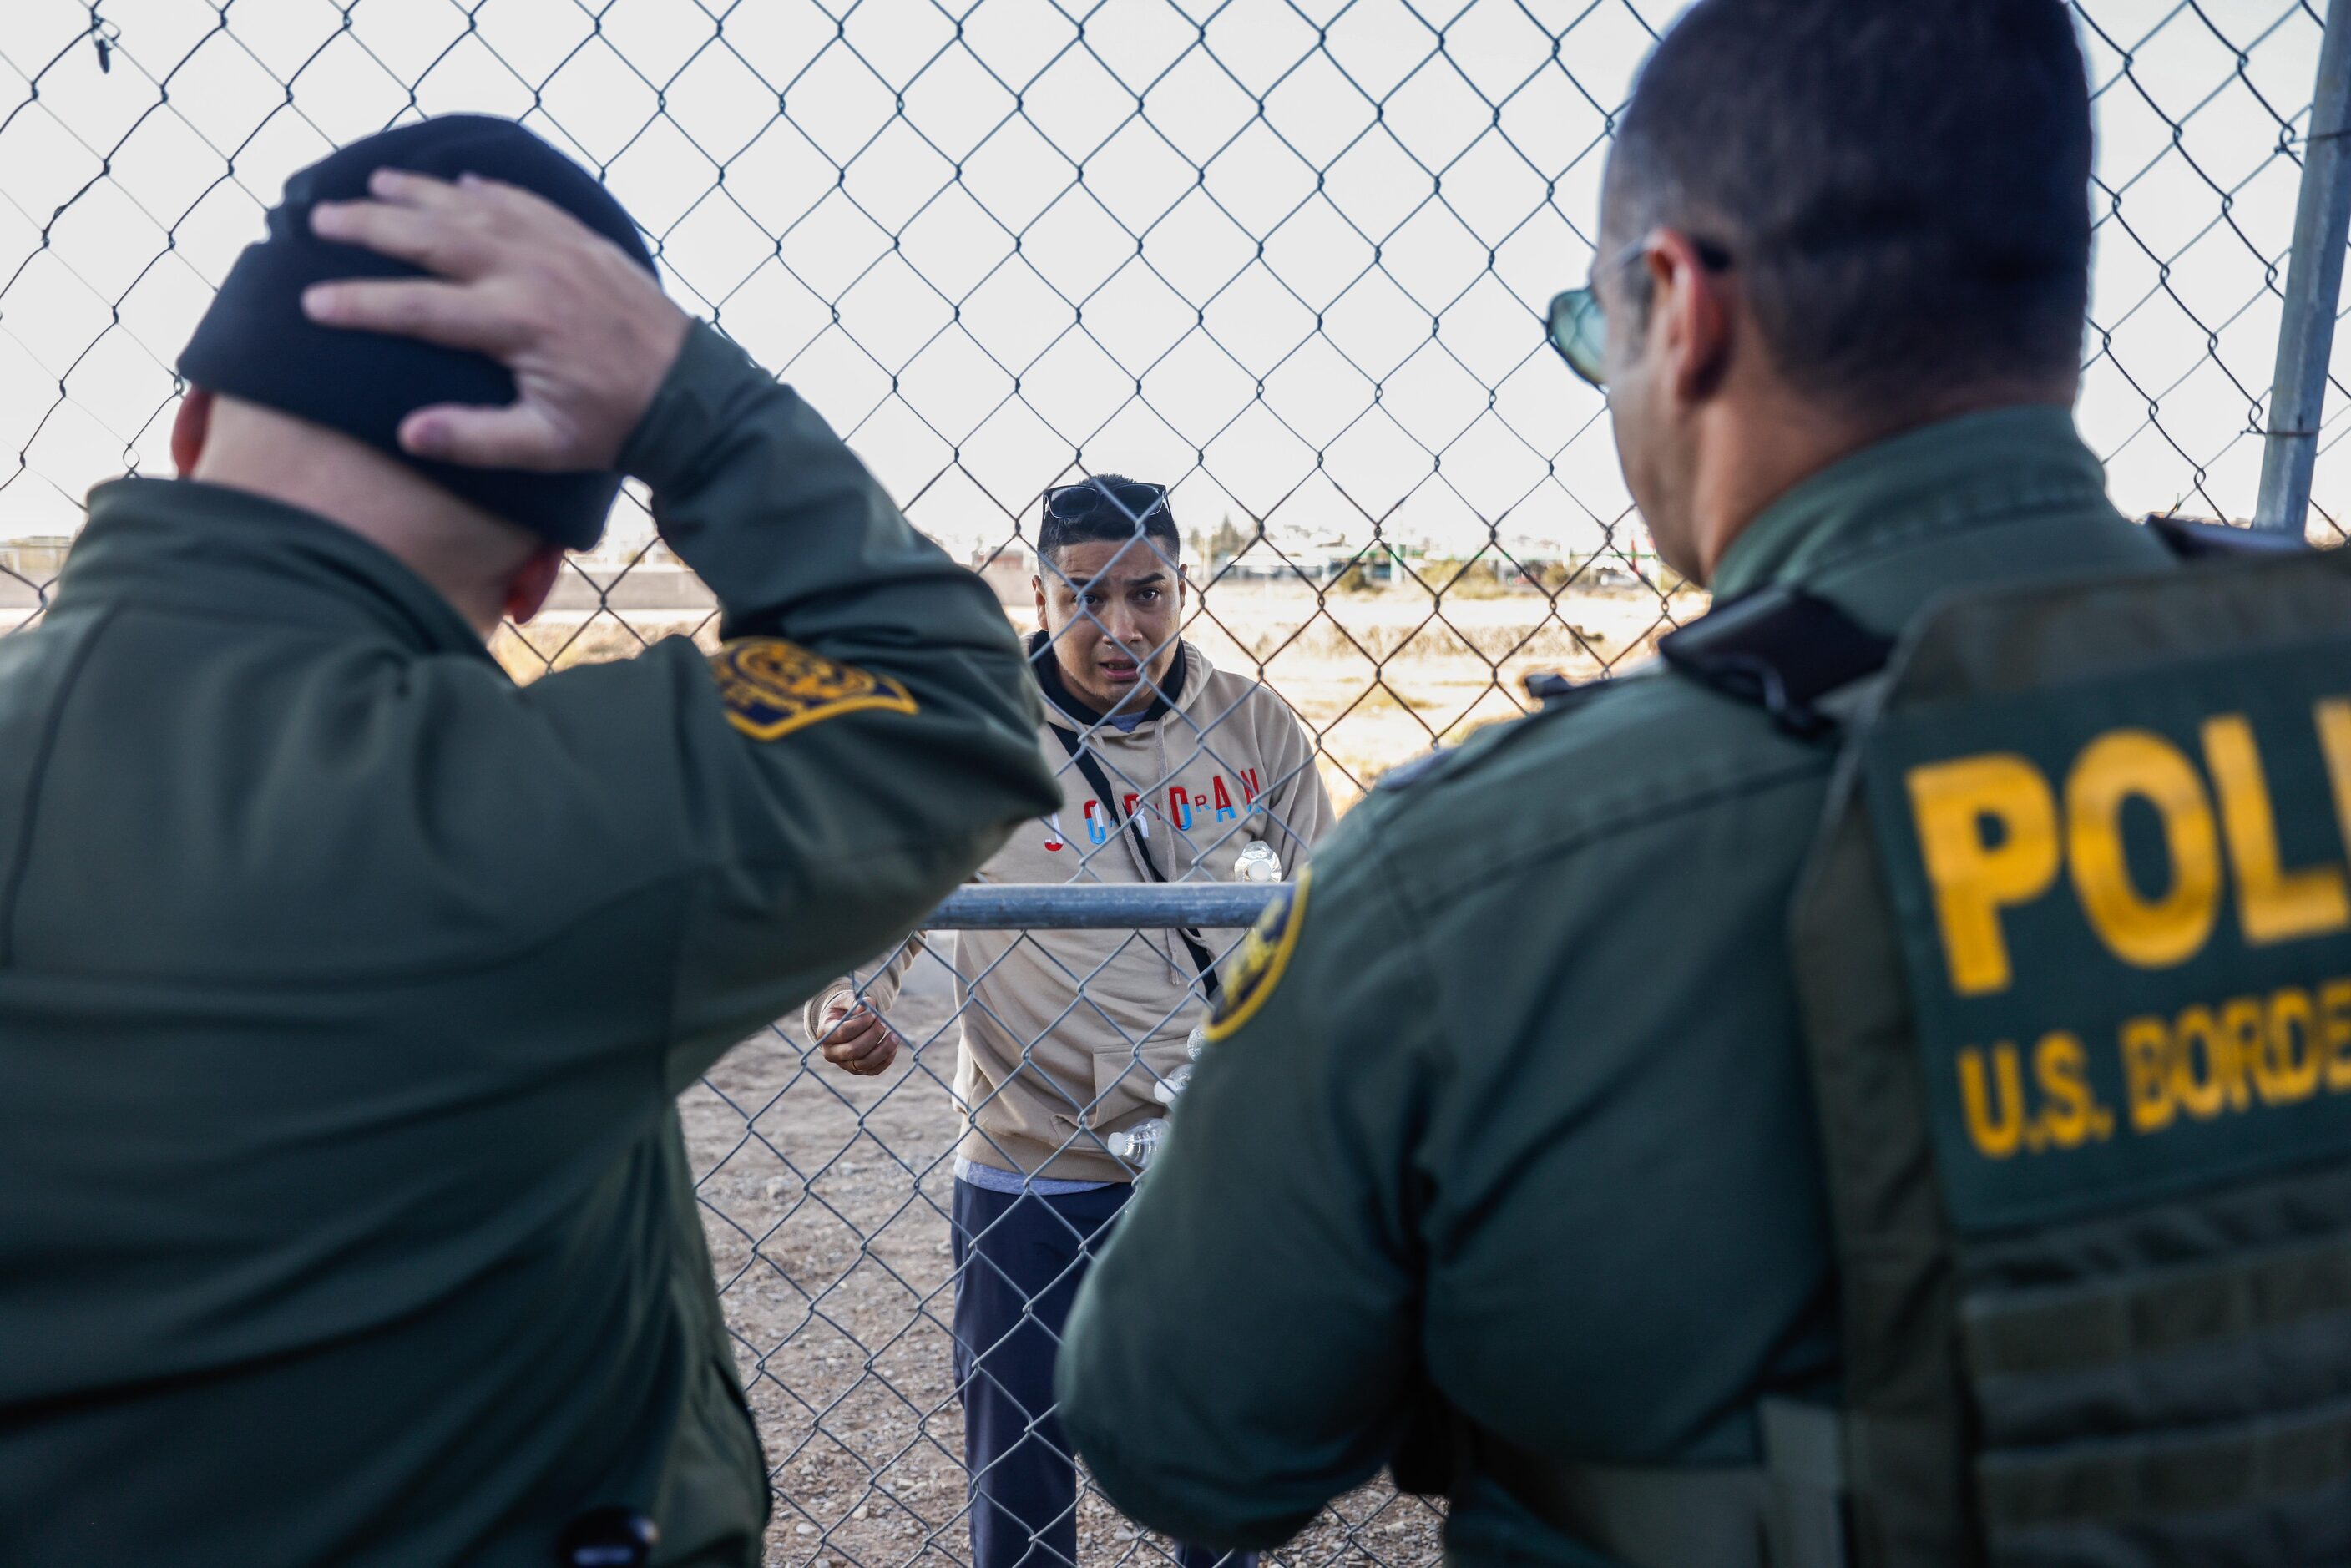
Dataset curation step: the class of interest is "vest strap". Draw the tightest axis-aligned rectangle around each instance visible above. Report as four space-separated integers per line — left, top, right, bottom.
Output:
2142 513 2313 560
1656 587 1893 739
1761 1399 1850 1568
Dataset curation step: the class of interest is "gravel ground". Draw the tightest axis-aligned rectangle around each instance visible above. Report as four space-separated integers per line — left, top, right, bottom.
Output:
680 951 1447 1568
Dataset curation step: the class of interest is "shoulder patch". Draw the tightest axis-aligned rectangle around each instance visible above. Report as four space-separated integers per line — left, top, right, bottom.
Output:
709 639 918 741
1204 866 1313 1044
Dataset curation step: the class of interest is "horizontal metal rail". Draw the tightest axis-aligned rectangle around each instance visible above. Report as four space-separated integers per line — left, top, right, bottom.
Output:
925 883 1289 930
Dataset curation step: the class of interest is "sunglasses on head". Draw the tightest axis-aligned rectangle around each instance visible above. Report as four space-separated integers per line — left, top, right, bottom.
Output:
1545 235 1735 389
1045 480 1168 524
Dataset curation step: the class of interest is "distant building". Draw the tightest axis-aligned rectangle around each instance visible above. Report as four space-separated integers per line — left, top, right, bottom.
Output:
969 544 1034 609
0 537 73 581
1207 534 1401 588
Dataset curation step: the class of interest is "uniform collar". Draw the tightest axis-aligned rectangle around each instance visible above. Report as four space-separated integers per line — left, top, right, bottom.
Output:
1708 405 2107 602
58 478 497 663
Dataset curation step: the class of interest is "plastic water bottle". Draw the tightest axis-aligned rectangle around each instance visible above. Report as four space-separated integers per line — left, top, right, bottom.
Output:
1234 839 1282 883
1109 1120 1169 1169
1155 1022 1209 1105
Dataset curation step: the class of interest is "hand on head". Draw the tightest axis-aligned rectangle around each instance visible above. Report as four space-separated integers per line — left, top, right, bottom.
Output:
302 169 690 473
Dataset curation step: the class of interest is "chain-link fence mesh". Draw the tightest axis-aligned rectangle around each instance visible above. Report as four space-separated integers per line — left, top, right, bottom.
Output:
1 2 2344 1565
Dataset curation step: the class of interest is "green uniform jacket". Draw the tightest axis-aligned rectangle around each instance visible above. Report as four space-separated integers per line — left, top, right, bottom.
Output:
0 324 1059 1565
1056 409 2176 1566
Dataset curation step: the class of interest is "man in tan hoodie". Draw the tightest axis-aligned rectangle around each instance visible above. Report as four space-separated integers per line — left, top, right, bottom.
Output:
808 475 1332 1568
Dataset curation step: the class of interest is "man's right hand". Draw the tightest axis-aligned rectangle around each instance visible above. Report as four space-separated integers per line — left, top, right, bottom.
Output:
817 994 903 1076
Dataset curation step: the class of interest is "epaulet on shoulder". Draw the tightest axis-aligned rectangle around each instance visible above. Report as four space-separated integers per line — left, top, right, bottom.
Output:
2142 513 2311 560
1375 673 1614 794
1523 670 1614 711
1656 587 1891 741
1374 748 1454 792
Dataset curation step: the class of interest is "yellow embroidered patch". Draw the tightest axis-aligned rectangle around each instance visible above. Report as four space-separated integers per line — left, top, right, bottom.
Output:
708 639 918 741
1205 866 1313 1044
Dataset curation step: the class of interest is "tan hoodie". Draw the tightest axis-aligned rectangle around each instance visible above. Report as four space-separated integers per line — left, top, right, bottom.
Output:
806 639 1333 1182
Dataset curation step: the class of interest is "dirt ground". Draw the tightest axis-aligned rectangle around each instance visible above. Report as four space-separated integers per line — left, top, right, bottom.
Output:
682 950 1451 1568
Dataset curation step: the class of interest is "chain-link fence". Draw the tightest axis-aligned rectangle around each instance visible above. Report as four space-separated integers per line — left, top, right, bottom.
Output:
3 2 2347 1565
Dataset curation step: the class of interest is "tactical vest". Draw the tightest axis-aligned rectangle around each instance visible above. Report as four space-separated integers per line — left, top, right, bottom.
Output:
1515 520 2351 1567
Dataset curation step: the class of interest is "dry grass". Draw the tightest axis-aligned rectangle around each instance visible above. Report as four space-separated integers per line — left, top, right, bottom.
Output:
495 577 1705 811
1180 579 1694 803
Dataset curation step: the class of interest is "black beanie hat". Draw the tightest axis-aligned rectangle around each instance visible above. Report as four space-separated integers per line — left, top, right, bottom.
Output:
177 115 657 552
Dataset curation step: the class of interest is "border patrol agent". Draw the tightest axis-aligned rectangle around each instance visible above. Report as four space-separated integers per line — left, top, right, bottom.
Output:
1060 4 2351 1565
0 119 1059 1565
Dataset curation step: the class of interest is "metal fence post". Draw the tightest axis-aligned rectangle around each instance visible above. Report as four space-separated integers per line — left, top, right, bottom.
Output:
2254 0 2351 533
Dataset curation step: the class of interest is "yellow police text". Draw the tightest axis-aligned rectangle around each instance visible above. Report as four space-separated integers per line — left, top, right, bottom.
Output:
1907 701 2351 998
2118 979 2351 1135
1957 1032 2116 1160
1954 979 2351 1160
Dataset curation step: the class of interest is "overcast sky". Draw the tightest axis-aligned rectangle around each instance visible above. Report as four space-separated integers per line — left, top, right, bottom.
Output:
1 0 2341 564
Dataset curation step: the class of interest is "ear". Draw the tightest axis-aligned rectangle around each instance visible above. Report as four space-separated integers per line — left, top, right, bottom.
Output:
171 387 216 476
1032 574 1047 630
502 544 567 627
1643 230 1734 404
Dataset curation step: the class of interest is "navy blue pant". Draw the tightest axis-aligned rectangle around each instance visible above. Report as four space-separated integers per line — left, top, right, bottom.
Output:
952 1177 1256 1568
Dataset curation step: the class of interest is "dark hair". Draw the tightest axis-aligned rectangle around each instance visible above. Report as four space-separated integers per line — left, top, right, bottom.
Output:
1604 0 2091 417
1037 473 1180 564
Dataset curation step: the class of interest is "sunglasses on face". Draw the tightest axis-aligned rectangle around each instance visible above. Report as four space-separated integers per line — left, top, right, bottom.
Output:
1545 236 1736 390
1044 480 1169 524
